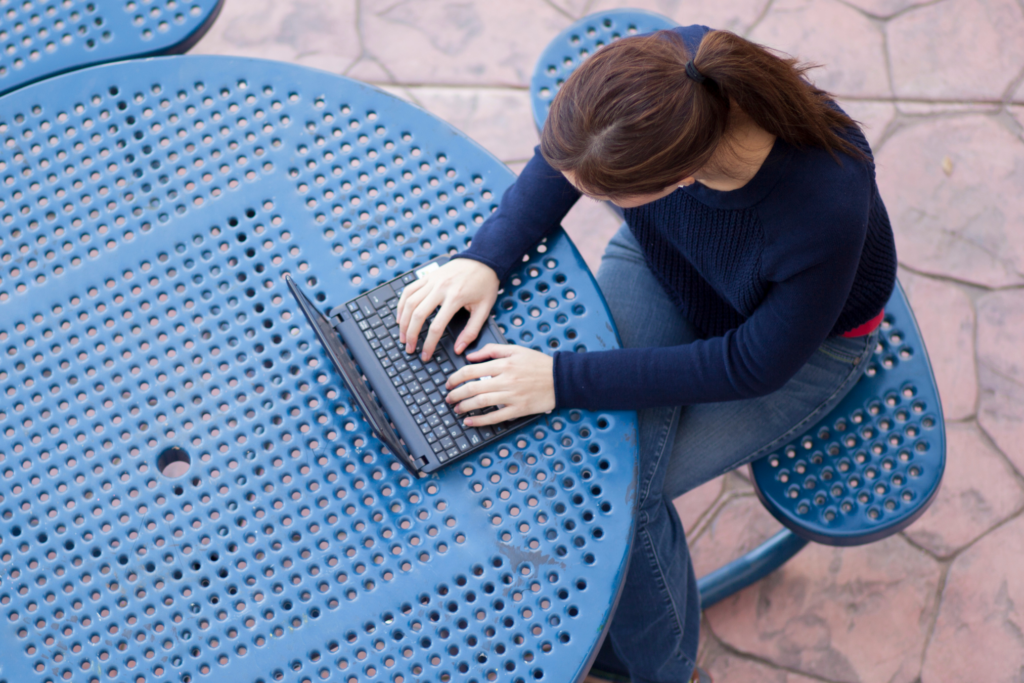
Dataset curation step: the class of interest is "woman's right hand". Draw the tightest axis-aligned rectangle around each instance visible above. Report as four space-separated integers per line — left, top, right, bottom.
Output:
396 258 500 362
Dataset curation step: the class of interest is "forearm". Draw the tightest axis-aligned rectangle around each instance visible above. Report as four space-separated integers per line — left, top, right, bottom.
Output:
552 338 784 411
552 263 857 411
455 148 580 281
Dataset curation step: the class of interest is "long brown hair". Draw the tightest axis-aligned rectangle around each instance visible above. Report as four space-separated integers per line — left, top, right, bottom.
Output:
540 29 864 199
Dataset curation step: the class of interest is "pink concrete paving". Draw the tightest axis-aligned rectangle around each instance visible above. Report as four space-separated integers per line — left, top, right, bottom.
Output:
193 2 1024 680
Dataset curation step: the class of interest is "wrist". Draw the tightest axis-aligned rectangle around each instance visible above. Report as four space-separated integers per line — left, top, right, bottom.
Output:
451 251 506 283
550 351 565 410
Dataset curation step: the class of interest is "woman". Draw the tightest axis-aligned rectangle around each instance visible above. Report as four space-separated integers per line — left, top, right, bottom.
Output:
397 24 896 683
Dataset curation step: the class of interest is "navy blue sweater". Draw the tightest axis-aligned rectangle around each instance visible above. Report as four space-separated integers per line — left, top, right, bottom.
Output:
457 26 897 411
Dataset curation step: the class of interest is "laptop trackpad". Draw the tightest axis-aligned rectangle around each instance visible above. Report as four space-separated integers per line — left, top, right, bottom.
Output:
444 309 502 367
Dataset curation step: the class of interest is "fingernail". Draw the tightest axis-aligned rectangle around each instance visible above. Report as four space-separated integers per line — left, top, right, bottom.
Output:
464 418 474 427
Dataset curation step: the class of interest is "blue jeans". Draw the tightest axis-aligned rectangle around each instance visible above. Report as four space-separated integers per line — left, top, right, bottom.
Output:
591 225 878 683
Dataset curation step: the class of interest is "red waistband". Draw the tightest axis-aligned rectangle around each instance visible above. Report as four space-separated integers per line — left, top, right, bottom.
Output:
841 309 884 338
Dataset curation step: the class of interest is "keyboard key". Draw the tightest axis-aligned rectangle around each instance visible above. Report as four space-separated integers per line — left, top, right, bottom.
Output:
479 425 495 440
408 358 424 372
400 370 416 384
367 314 382 329
402 273 416 285
403 394 415 406
358 320 370 332
415 413 427 425
368 337 381 349
374 347 387 359
440 361 455 374
358 298 376 318
407 380 422 394
428 414 442 428
441 414 456 429
428 392 443 406
415 370 430 384
409 402 421 415
413 392 428 405
426 431 437 443
433 426 447 440
430 372 445 387
431 441 445 453
369 284 393 309
421 380 436 394
425 361 441 374
382 314 397 328
352 309 365 322
347 301 360 313
446 447 460 460
467 431 482 447
386 366 398 378
448 426 461 439
387 348 402 361
455 436 471 452
393 359 409 374
440 436 455 451
396 381 407 393
381 336 396 350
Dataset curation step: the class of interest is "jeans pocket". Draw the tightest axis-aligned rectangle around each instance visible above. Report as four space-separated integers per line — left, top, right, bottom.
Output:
818 333 874 365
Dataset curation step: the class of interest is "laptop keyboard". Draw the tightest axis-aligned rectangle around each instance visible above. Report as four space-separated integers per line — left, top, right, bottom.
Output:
344 275 512 464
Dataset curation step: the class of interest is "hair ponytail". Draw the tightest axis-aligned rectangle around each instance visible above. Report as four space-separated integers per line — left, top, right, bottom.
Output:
540 29 865 199
692 31 862 161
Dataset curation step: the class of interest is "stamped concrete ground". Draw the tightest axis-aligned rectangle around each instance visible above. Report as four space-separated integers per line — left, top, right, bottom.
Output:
193 2 1024 681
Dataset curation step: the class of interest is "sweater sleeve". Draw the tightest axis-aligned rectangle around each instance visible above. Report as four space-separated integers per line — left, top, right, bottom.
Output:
452 147 581 281
552 168 872 411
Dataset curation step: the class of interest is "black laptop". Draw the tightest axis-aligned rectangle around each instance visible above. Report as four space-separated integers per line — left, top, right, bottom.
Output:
285 256 540 475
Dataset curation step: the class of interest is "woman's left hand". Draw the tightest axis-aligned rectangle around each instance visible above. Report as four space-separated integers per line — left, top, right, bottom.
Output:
445 345 555 426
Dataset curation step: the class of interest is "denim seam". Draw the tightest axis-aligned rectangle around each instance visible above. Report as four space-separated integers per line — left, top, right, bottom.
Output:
712 333 875 474
633 404 690 667
637 520 687 655
637 405 679 510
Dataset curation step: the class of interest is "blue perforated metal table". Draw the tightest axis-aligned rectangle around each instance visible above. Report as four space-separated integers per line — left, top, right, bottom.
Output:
0 56 638 683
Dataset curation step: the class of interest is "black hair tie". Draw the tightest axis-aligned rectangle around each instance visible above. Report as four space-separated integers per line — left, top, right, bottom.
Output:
685 59 707 85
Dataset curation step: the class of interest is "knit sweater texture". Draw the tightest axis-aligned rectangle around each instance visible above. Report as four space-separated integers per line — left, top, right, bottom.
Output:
455 25 897 411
